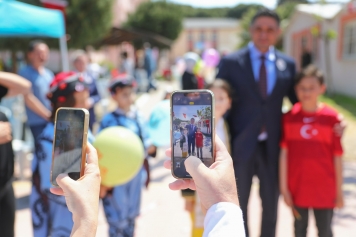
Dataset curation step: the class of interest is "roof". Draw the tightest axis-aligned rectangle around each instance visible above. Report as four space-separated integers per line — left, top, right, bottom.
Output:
183 18 239 29
295 3 343 20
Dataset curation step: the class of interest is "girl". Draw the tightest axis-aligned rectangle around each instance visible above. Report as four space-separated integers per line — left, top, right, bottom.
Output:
30 72 92 237
182 79 233 237
180 128 189 157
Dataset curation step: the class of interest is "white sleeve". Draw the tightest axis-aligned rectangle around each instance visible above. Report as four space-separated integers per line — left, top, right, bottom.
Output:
203 202 245 237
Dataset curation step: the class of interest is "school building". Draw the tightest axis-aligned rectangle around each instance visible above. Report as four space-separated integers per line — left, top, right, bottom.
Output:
283 2 356 97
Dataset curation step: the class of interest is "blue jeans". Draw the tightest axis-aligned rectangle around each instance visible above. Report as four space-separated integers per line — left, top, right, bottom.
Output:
30 123 47 142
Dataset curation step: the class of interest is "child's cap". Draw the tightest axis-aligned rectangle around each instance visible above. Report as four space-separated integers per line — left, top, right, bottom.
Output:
108 73 136 94
47 72 88 103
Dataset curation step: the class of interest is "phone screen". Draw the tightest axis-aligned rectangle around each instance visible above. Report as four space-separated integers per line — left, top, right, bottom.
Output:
51 109 86 185
171 91 214 178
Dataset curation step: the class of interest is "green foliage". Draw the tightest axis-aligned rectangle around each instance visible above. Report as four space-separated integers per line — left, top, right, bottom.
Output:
0 0 114 51
276 2 298 21
277 0 308 6
177 5 229 18
238 8 259 48
226 4 264 19
125 1 183 43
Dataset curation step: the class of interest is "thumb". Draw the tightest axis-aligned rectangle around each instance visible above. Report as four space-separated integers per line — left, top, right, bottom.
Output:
185 156 210 180
56 173 76 191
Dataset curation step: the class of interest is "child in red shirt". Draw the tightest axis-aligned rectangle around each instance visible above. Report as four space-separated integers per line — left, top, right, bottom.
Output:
195 127 204 160
279 65 344 237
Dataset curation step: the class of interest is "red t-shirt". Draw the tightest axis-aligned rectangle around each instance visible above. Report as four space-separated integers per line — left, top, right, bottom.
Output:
280 103 343 208
195 132 204 148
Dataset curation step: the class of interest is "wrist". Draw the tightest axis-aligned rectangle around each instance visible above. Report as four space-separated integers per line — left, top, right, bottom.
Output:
72 216 97 237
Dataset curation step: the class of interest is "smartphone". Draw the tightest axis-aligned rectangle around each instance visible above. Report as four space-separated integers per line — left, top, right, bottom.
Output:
51 108 89 186
171 90 215 179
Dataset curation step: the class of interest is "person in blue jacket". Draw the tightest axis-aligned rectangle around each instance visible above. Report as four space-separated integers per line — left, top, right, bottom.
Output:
98 74 155 237
30 72 94 237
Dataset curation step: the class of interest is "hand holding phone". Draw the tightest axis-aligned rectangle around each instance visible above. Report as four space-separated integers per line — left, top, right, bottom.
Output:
164 136 239 214
170 90 215 179
51 108 89 186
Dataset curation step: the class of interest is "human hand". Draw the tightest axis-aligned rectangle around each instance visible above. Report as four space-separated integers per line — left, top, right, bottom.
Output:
0 122 12 144
164 136 239 214
281 189 293 207
50 143 100 237
336 191 344 208
334 114 347 137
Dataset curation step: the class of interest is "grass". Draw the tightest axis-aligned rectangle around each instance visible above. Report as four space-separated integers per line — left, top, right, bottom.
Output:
320 94 356 121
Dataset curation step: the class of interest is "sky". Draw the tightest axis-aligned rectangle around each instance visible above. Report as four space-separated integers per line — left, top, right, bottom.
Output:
173 105 211 121
168 0 350 9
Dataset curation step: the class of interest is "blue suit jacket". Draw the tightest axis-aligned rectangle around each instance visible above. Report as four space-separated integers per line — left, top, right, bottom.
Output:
217 47 297 167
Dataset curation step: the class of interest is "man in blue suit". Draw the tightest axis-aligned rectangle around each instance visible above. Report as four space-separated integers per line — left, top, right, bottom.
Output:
217 10 298 237
185 118 197 156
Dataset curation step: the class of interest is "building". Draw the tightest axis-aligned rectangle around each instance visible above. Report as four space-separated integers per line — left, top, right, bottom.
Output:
171 18 241 59
283 2 356 97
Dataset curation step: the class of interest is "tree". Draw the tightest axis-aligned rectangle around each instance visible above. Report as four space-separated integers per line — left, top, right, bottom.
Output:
238 8 259 48
0 0 114 52
226 4 264 19
277 0 308 6
124 1 183 48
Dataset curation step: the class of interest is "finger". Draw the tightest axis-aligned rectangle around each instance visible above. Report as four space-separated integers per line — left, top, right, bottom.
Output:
163 159 171 170
214 135 229 162
165 148 171 158
50 187 64 196
185 156 210 180
86 143 98 166
56 173 75 190
168 179 195 190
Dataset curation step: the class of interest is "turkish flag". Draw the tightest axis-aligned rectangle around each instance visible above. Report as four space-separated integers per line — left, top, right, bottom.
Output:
41 0 67 16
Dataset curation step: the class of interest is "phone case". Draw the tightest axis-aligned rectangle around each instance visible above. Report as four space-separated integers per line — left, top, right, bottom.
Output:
50 107 89 186
170 90 215 179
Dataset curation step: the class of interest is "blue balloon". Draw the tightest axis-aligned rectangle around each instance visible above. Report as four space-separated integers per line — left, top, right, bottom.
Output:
148 99 171 147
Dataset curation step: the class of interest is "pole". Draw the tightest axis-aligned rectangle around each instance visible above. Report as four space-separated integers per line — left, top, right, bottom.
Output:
59 35 69 71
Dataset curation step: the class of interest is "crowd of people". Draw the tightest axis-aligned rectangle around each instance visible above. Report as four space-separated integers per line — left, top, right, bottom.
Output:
0 8 347 237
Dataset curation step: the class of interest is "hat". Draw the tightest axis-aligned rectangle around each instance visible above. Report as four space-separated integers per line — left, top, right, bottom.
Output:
47 72 88 103
108 74 136 93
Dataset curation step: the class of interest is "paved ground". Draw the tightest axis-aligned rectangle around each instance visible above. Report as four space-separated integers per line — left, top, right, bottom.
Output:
13 81 356 237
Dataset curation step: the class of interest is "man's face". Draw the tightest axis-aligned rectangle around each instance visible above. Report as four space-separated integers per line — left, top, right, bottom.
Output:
190 118 195 124
249 16 281 52
28 44 49 66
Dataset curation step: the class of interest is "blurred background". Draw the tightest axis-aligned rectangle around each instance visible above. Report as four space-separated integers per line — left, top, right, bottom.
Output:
0 0 355 236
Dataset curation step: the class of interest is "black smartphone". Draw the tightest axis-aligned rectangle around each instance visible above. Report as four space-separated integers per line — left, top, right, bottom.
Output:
51 108 89 186
171 90 215 179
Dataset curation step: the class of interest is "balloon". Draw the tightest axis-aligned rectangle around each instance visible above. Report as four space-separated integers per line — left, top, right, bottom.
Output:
184 52 200 73
202 48 220 67
94 126 144 187
148 99 170 147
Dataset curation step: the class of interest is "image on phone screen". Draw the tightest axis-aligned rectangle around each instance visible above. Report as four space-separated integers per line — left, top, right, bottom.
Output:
172 91 214 178
52 109 85 185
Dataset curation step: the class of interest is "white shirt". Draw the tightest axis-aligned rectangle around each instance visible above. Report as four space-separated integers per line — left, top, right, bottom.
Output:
204 202 245 237
216 118 226 146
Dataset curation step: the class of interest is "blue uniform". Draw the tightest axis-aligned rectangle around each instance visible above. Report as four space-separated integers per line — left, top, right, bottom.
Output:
30 123 95 237
98 107 151 237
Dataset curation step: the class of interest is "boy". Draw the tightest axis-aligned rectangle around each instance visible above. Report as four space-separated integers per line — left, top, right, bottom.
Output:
279 65 344 237
98 75 154 237
180 128 188 157
195 127 204 160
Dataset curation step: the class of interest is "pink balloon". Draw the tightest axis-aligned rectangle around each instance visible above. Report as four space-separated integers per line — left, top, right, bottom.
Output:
202 48 220 67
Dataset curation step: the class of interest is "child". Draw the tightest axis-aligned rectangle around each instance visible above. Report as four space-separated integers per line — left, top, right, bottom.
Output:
195 127 204 159
98 74 153 237
180 128 188 157
279 65 344 237
182 79 233 237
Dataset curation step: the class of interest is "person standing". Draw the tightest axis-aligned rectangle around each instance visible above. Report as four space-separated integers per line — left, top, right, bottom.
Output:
19 40 53 140
144 43 157 92
216 9 298 237
72 50 101 131
185 118 197 156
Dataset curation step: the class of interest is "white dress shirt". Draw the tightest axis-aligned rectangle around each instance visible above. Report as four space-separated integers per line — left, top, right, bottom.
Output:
204 202 245 237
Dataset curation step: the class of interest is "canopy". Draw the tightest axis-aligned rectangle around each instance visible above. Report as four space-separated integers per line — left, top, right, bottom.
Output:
0 0 68 70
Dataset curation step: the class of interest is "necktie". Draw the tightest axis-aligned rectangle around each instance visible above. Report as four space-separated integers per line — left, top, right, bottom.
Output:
258 55 267 99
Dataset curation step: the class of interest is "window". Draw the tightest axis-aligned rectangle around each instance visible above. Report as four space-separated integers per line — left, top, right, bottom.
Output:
200 31 205 42
187 31 193 41
343 21 356 59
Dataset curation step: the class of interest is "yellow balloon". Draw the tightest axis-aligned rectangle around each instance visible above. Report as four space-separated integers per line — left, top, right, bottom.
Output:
93 126 144 187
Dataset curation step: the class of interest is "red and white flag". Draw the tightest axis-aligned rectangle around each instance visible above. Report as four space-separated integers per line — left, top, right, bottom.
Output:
41 0 67 15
